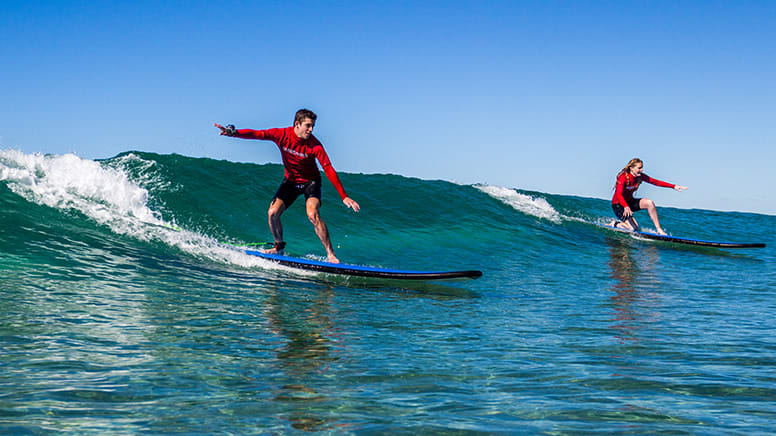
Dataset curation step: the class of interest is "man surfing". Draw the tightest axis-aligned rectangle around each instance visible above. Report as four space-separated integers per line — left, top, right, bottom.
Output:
611 158 687 235
215 109 360 263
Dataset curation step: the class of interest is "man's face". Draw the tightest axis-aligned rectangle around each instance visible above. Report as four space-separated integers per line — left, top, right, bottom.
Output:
294 118 315 139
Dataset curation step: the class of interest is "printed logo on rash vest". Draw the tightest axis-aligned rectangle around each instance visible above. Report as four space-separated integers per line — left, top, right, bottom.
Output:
283 147 309 158
625 177 642 191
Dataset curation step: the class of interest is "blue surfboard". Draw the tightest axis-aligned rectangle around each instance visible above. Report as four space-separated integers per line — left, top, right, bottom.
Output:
243 249 483 280
601 224 765 249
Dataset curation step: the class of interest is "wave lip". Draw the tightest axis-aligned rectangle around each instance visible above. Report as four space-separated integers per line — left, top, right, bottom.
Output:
475 184 562 223
0 150 322 273
0 150 158 227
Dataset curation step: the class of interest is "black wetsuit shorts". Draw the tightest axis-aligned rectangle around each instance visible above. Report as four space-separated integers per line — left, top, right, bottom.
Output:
273 178 322 207
612 198 642 222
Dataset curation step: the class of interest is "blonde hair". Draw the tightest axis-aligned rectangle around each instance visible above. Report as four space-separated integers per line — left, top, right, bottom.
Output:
615 158 643 188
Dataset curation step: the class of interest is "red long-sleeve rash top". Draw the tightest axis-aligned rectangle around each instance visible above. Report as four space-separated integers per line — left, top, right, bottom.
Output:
235 126 348 200
612 173 675 207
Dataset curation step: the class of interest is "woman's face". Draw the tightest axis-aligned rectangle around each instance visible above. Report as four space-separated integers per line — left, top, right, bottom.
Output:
629 162 643 177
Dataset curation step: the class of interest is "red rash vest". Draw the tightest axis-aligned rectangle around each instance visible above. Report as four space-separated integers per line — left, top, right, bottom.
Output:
612 172 675 207
234 126 348 200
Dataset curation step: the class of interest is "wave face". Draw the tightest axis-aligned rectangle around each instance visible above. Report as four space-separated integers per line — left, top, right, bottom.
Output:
1 150 774 433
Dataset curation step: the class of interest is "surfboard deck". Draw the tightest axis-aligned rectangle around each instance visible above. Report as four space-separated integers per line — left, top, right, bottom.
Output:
601 224 765 249
243 249 483 280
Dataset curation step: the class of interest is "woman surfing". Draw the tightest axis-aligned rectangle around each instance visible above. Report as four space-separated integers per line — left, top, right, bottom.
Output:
611 158 687 235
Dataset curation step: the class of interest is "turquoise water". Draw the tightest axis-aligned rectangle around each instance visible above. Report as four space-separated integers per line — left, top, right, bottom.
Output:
1 150 774 434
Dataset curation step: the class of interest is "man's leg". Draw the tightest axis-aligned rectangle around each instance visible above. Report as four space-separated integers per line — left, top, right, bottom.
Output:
306 197 338 263
266 198 286 253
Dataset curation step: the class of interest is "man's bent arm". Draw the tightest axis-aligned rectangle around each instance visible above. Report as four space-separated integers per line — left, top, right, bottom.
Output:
322 164 348 200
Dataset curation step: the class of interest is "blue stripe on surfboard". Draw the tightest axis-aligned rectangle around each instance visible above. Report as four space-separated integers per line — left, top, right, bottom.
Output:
244 249 483 280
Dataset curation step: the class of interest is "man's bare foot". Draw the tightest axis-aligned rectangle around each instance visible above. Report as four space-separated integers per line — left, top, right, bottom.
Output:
327 254 340 264
656 228 667 236
261 242 285 255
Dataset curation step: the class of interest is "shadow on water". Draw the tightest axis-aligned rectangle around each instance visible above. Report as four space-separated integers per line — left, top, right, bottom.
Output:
261 284 345 432
605 236 663 344
313 274 480 299
242 277 475 431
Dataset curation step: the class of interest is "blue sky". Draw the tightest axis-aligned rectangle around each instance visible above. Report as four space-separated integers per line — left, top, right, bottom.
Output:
2 1 774 214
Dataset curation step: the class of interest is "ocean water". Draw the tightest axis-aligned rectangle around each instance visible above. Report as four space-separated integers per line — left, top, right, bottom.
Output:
1 150 774 434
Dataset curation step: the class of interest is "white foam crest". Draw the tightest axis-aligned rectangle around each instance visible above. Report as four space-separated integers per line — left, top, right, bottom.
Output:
475 184 562 223
0 150 160 225
0 150 287 273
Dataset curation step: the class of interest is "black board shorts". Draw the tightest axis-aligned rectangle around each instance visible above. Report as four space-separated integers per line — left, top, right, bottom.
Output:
273 178 322 207
612 198 641 221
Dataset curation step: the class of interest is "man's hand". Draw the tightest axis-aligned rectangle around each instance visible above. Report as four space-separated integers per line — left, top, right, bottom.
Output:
214 123 237 136
343 197 360 212
623 206 633 218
